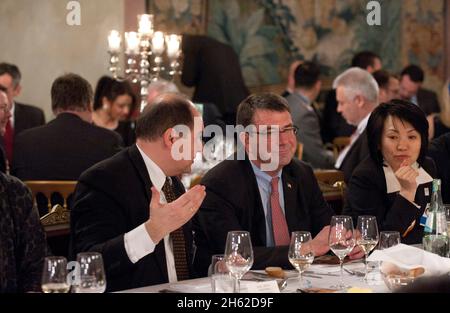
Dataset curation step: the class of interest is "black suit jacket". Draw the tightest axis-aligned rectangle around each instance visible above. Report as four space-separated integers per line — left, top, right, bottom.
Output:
343 156 436 244
181 35 249 121
417 88 440 115
12 113 122 180
193 155 334 276
338 129 369 183
321 89 356 144
0 145 6 173
428 133 450 203
14 102 45 135
71 145 195 292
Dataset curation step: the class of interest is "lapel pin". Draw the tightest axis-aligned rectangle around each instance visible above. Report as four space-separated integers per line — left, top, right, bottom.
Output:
287 183 292 189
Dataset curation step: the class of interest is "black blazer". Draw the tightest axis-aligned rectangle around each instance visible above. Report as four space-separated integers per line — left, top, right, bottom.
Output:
417 88 440 116
338 129 369 183
193 155 334 276
14 102 45 135
0 145 6 173
343 156 437 244
11 113 122 180
70 145 195 292
181 35 249 118
428 133 450 203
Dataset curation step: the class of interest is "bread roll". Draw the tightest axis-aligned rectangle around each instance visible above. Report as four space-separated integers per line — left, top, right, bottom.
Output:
265 266 285 278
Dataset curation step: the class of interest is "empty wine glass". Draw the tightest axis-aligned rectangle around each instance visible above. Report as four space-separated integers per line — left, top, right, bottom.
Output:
41 256 70 293
328 215 356 290
356 216 379 281
379 231 400 250
73 252 106 293
288 231 314 288
224 231 254 293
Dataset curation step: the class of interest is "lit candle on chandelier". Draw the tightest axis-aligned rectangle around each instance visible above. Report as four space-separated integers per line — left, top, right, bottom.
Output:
108 30 121 52
138 14 153 36
152 31 165 55
125 32 140 55
165 34 181 59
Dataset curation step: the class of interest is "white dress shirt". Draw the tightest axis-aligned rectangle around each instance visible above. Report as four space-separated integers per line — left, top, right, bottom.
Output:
123 144 179 282
335 113 371 168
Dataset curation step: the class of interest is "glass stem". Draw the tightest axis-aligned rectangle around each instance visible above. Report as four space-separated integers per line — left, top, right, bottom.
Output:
298 270 303 286
364 253 368 280
339 258 344 288
233 277 240 293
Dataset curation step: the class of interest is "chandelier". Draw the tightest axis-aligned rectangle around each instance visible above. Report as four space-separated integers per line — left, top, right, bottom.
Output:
107 14 182 111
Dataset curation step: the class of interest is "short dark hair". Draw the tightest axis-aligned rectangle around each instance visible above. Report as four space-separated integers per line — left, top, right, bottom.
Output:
401 65 424 83
0 63 21 87
93 76 136 111
367 99 429 167
294 61 320 89
372 70 390 89
236 93 290 128
351 51 380 69
135 94 195 141
51 73 93 112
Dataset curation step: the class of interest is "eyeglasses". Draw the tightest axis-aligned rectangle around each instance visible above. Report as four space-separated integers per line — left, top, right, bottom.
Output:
250 126 298 136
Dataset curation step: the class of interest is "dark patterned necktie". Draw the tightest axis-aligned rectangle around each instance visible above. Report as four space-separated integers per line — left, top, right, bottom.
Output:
161 177 190 281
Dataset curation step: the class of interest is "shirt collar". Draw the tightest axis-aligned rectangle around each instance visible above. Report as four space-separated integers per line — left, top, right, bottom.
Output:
294 90 312 106
383 162 433 194
356 113 371 136
136 143 166 192
250 160 282 184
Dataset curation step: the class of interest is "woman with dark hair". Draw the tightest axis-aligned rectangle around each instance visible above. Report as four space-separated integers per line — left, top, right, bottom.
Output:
343 99 436 244
92 76 137 146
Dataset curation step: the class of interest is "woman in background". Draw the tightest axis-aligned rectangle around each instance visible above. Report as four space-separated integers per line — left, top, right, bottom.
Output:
343 100 436 244
92 76 137 146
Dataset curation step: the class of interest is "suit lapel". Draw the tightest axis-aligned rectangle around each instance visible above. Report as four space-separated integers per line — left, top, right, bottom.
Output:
128 145 168 280
281 166 300 233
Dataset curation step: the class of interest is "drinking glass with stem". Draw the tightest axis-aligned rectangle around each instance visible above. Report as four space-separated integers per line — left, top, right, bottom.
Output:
288 231 314 288
378 231 400 250
328 215 356 290
356 215 379 281
73 252 106 293
41 256 70 293
224 231 254 293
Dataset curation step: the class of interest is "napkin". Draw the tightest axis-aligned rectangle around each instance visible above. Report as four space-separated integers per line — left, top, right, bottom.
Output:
367 244 450 276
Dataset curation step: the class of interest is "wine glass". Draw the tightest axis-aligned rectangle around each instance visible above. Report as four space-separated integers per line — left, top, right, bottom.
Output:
328 215 356 290
41 256 70 293
224 231 254 293
379 231 400 250
73 252 106 293
356 216 379 281
288 231 314 288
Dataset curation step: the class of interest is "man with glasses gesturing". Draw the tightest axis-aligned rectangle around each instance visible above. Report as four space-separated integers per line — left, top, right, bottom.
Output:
193 93 363 276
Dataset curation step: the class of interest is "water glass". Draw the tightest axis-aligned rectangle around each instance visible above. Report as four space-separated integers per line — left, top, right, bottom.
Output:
41 256 70 293
224 231 254 293
74 252 106 293
379 231 401 250
423 234 449 257
209 254 233 293
445 204 450 235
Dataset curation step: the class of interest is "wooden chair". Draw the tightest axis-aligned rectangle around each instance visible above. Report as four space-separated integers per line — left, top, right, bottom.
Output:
24 180 77 237
332 136 351 159
314 170 346 213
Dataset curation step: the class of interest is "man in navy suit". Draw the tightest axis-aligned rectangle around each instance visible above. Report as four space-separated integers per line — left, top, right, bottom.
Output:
0 63 45 165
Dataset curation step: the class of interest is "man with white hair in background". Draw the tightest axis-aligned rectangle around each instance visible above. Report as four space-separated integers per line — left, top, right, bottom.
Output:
333 67 379 182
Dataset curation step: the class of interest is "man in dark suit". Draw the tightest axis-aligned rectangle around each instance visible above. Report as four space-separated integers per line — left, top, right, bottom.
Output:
400 64 440 116
193 93 363 276
71 94 206 292
12 73 122 181
321 51 382 144
428 132 450 203
333 68 379 182
181 34 249 126
0 63 45 165
0 87 12 173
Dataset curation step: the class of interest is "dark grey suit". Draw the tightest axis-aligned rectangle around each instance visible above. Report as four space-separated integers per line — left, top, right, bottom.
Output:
286 92 334 169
